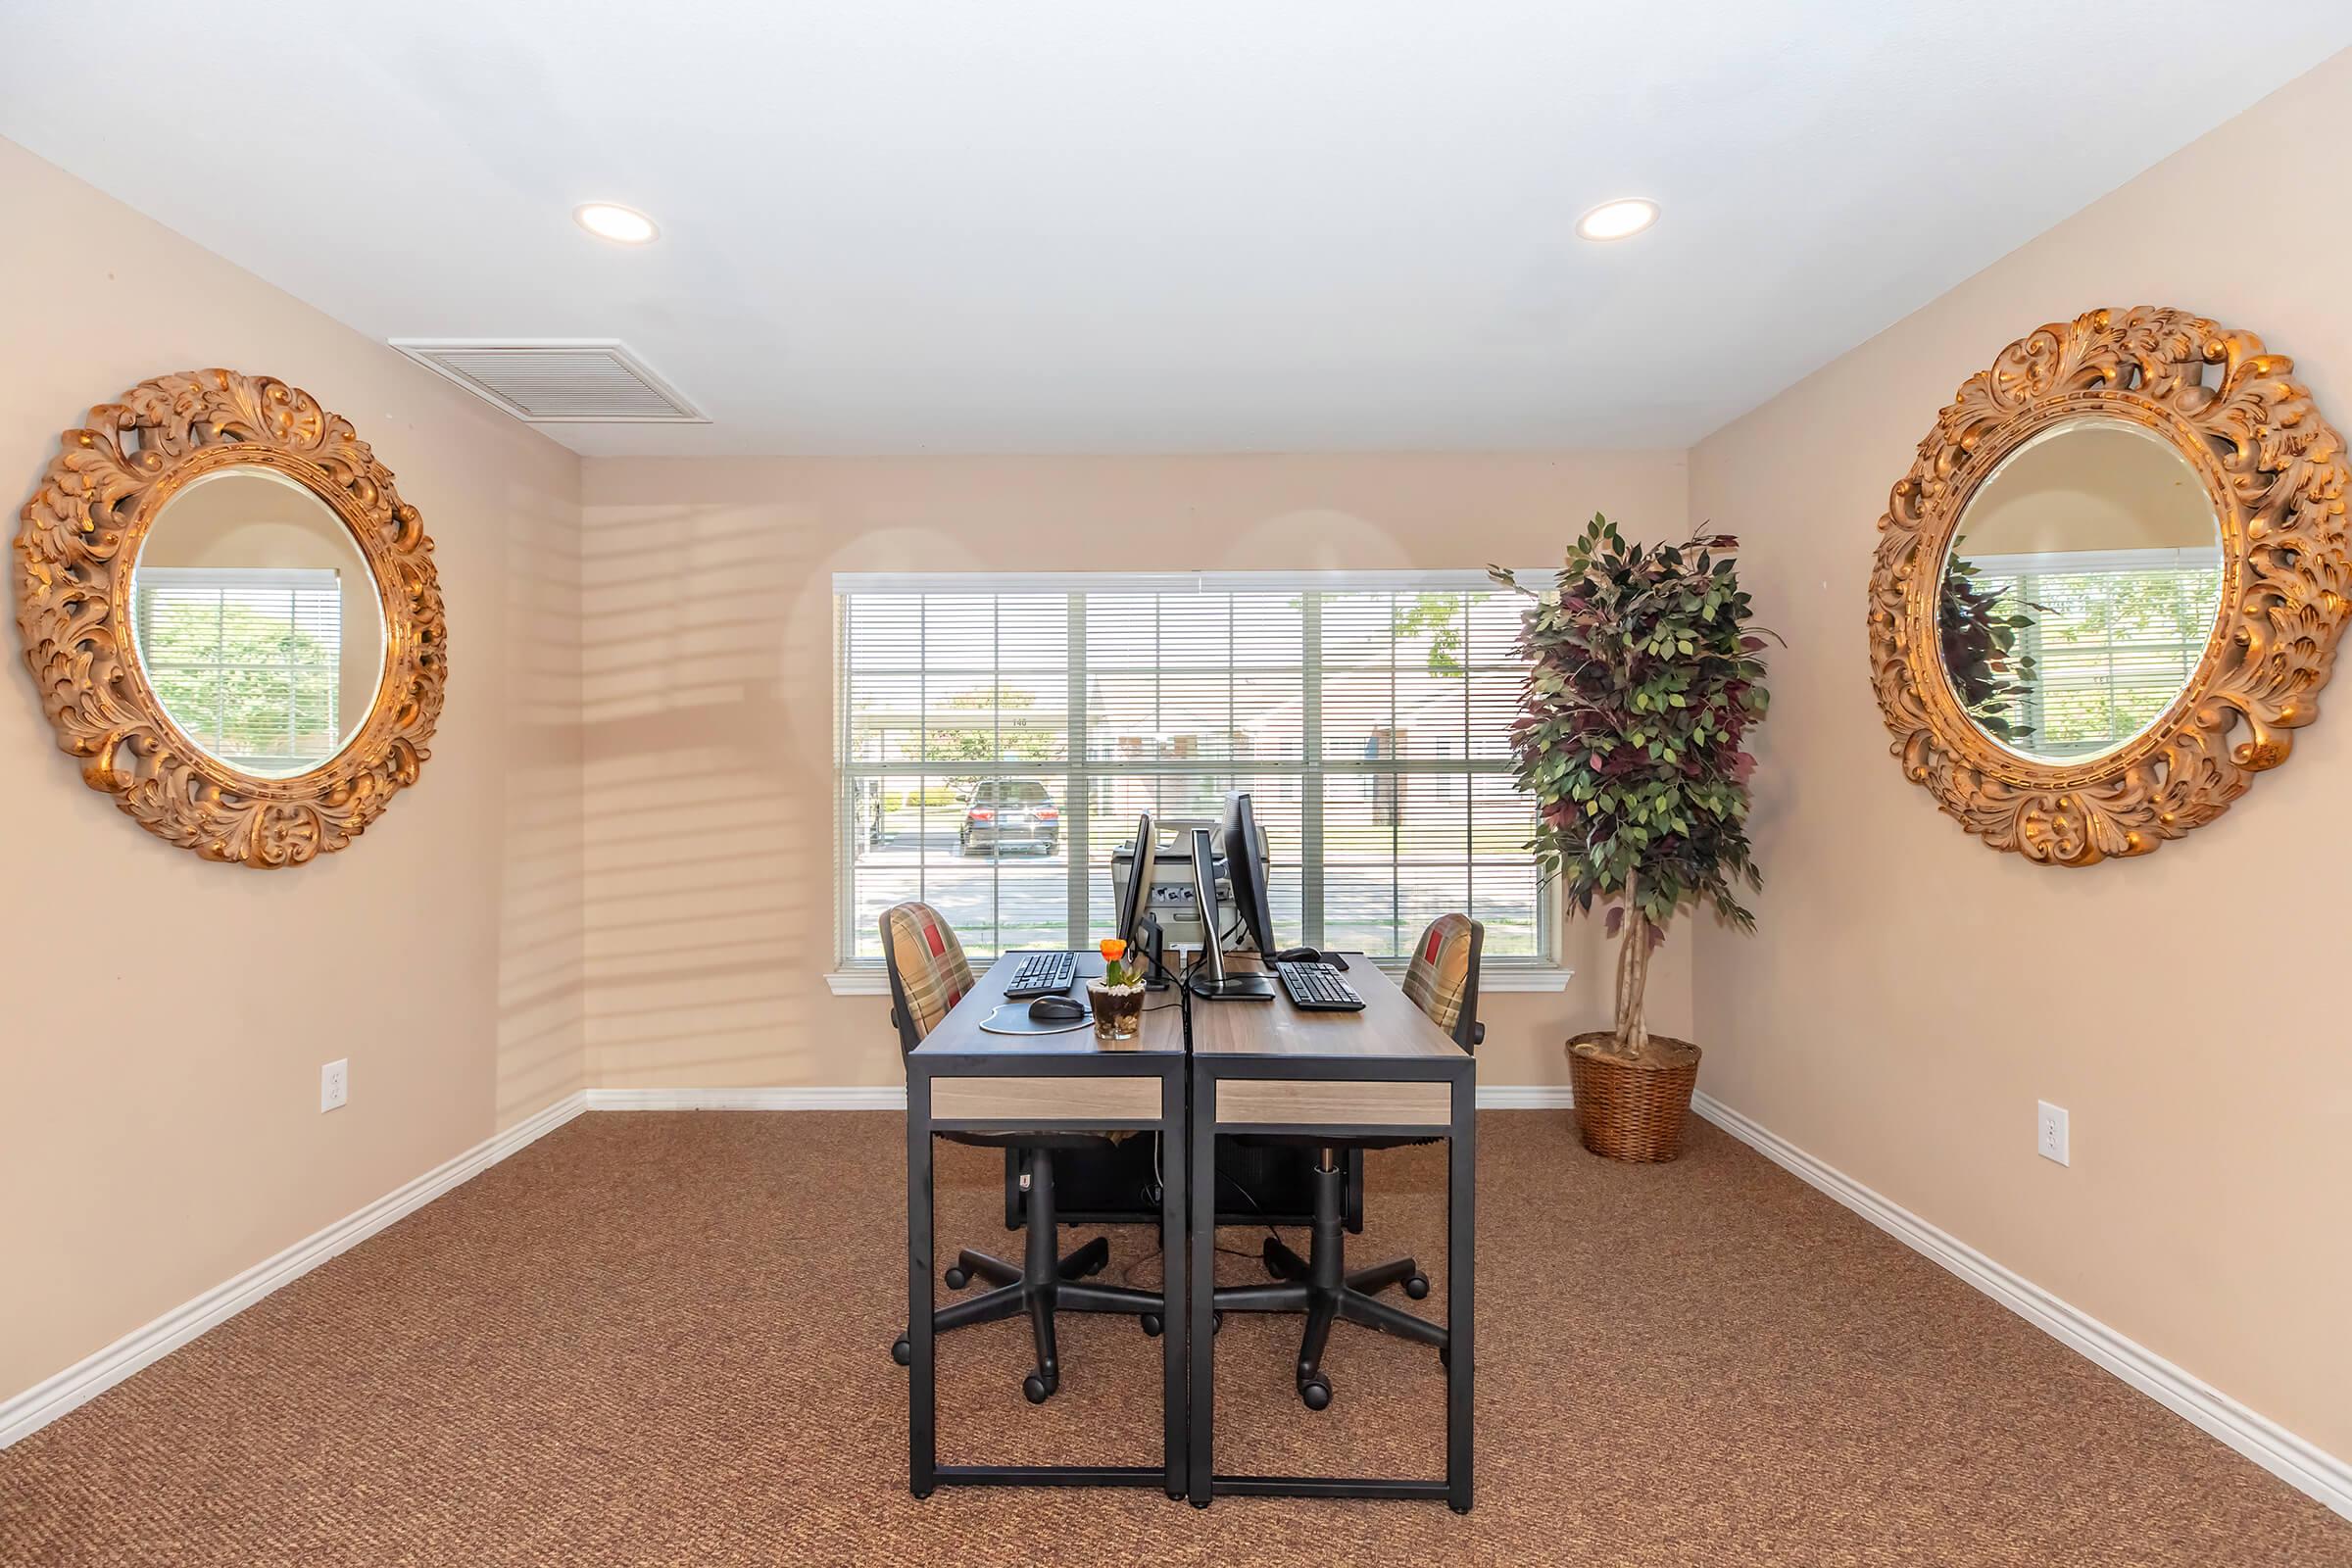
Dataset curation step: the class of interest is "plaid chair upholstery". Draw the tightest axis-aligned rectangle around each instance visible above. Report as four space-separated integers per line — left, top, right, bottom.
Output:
882 902 974 1045
1399 913 1479 1040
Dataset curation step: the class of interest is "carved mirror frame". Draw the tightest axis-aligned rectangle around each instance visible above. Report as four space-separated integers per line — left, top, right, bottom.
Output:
1869 307 2349 865
15 369 446 867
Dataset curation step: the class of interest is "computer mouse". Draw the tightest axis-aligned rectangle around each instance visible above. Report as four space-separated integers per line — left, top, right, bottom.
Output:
1272 946 1348 971
1028 996 1088 1022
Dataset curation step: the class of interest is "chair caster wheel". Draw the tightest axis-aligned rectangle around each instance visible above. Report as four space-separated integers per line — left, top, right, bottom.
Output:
1449 1502 1470 1516
1404 1273 1430 1299
1298 1374 1333 1411
1141 1313 1162 1337
1023 1372 1056 1404
891 1337 910 1366
944 1267 969 1290
912 1488 932 1500
1212 1311 1223 1334
1439 1344 1449 1369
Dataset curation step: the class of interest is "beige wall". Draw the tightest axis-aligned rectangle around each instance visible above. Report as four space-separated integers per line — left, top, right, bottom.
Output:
579 453 1694 1092
0 139 587 1400
1956 419 2218 557
1689 52 2352 1460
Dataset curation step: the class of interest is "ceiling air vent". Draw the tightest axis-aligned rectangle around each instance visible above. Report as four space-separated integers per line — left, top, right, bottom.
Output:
388 338 707 423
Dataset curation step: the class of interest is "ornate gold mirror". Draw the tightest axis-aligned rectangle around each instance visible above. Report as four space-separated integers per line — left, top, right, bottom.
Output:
1870 308 2349 864
15 369 446 867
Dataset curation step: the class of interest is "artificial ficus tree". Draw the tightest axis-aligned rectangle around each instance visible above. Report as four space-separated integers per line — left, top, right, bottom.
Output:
1493 515 1772 1065
1937 549 2041 747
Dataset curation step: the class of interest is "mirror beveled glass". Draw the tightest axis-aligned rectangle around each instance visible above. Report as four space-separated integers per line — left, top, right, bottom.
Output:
1936 417 2223 764
130 466 387 779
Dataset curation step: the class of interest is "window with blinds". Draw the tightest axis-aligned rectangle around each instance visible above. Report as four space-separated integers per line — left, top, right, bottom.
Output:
130 566 344 773
1964 547 2223 759
835 571 1546 968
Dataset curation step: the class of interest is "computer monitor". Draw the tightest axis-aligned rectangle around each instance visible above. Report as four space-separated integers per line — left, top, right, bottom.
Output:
1106 813 1184 989
1188 822 1274 1003
1114 810 1156 946
1221 791 1278 957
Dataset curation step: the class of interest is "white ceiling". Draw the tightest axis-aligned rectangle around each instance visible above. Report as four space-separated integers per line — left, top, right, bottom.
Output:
4 3 2345 457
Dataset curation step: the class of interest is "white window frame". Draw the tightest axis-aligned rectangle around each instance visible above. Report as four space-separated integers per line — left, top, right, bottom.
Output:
826 569 1572 995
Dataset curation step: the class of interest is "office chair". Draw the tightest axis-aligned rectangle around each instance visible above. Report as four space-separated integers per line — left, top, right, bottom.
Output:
1217 913 1484 1410
881 902 1161 1403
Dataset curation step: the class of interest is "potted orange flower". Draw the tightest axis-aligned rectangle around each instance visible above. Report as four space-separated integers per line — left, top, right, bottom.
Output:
1088 938 1146 1041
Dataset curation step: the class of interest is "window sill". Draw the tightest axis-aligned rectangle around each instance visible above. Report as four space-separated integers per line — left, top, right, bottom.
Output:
1430 964 1574 994
826 964 1573 998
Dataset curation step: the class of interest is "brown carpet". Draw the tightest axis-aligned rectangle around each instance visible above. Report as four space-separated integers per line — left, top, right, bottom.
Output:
1 1111 2343 1566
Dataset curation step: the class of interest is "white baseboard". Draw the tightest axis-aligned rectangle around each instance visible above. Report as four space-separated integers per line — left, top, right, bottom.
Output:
1690 1090 2352 1522
0 1090 588 1451
1474 1084 1574 1108
584 1084 1575 1112
584 1086 907 1111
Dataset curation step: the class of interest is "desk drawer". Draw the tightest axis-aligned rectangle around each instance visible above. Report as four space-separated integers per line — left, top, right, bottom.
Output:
1215 1078 1451 1129
930 1074 1163 1123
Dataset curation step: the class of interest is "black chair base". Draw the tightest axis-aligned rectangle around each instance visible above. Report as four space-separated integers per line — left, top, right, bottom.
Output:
1211 1156 1445 1409
892 1147 1160 1402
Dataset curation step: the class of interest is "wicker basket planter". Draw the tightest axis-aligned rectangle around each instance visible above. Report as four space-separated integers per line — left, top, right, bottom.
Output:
1568 1031 1701 1162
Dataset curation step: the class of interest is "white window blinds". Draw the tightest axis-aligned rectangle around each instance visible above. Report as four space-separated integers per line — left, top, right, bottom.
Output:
1965 548 2224 759
130 566 344 772
835 571 1546 967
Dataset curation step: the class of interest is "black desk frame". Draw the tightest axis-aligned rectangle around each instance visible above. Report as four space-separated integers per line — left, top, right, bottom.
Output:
903 956 1473 1512
1185 1051 1476 1512
905 1049 1191 1498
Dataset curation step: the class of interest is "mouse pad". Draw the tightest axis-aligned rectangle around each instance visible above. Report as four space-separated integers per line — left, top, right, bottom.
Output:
976 1003 1096 1036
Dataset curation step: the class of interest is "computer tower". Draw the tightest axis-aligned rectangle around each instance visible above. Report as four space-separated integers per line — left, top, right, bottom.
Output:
1003 1141 1364 1235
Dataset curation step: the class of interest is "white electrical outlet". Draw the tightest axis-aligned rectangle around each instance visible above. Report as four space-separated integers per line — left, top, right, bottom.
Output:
320 1058 349 1112
2036 1101 2069 1166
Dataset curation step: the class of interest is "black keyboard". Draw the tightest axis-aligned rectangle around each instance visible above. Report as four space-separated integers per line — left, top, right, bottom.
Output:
1275 960 1365 1012
1004 951 1078 999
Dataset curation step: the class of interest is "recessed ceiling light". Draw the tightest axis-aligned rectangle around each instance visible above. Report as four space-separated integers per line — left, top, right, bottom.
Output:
1576 198 1659 242
573 203 659 245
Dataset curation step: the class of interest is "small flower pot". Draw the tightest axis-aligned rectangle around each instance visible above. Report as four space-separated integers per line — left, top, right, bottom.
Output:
1087 980 1146 1042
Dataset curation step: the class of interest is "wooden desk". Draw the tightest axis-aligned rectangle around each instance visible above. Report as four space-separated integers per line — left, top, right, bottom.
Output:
905 952 1191 1497
1185 956 1476 1510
